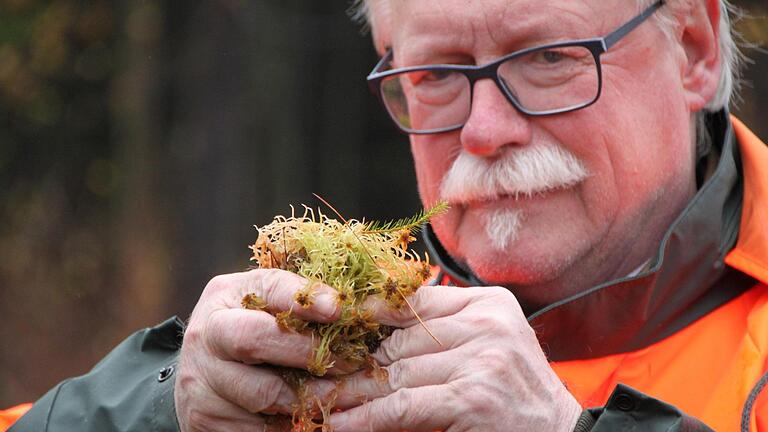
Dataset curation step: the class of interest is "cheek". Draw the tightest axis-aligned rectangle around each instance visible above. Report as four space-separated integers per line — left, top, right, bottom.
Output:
576 149 620 226
541 60 691 218
430 207 463 256
410 135 461 205
410 134 466 254
530 114 623 230
594 89 691 199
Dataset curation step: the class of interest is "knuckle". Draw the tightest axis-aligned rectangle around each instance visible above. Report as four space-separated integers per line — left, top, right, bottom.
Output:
181 325 203 348
259 268 286 292
385 361 405 391
246 373 286 412
230 322 263 362
259 269 302 305
202 274 246 304
387 306 411 323
174 366 199 393
187 407 218 432
462 308 522 338
230 370 256 411
377 329 405 364
463 313 503 332
476 348 509 374
485 286 524 312
200 313 226 357
386 388 413 425
205 274 232 294
485 285 515 301
456 381 494 416
357 397 377 427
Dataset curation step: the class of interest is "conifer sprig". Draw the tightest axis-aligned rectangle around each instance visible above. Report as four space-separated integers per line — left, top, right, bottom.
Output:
362 201 449 234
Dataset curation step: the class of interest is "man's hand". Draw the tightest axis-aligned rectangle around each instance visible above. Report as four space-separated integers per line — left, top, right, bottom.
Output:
174 269 339 432
326 285 582 432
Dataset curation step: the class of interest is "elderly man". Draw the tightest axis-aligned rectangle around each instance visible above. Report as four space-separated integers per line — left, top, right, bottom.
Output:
6 0 768 431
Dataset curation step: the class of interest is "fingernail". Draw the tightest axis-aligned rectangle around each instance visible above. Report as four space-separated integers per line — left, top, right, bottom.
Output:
315 292 338 318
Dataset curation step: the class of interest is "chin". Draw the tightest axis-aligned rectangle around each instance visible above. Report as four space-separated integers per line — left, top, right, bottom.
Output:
438 210 591 290
462 240 571 287
432 194 602 292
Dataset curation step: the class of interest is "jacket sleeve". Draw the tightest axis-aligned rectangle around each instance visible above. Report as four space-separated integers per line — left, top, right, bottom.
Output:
9 317 184 432
574 384 714 432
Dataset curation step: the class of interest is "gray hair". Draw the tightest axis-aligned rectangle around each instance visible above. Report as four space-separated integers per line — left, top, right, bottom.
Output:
711 1 744 111
647 0 745 156
348 0 370 30
700 0 744 155
645 0 744 112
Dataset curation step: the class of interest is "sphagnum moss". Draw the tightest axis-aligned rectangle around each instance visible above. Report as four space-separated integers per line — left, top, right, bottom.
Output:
242 202 447 432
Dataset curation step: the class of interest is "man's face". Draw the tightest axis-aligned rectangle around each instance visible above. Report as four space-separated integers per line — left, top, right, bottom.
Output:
379 0 700 301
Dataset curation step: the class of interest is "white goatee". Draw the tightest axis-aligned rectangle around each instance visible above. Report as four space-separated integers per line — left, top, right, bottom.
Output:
483 208 523 252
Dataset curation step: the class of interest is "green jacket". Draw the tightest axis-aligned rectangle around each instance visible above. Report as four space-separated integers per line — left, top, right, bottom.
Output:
8 316 712 432
10 317 182 432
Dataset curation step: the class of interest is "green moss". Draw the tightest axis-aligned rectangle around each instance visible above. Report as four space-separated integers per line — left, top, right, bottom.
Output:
242 203 446 431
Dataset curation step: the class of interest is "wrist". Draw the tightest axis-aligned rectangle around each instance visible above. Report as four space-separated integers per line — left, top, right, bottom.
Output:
557 393 583 432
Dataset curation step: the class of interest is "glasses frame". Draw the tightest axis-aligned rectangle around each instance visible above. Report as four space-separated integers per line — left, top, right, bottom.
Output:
367 0 665 134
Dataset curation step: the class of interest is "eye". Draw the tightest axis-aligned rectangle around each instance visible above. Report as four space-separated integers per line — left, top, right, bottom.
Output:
541 50 564 64
407 69 457 87
542 51 564 63
423 69 453 82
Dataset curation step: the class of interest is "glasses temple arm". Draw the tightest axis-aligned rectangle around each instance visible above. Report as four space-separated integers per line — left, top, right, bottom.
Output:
369 49 394 77
603 0 665 50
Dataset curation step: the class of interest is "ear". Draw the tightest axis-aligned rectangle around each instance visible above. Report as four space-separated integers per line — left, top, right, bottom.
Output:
368 0 392 56
678 0 722 112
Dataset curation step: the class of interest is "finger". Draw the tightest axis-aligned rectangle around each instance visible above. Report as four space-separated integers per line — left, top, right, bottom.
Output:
207 269 340 322
206 307 316 366
329 350 461 409
177 387 273 432
363 284 477 327
330 385 454 432
372 315 467 365
204 358 298 415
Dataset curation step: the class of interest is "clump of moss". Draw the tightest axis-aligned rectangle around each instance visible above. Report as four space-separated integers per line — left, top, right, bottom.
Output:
242 202 446 431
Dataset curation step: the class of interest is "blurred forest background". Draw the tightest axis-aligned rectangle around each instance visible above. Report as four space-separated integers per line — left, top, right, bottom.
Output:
0 0 766 407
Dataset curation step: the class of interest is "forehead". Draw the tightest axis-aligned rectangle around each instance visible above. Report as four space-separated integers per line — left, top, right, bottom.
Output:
386 0 624 62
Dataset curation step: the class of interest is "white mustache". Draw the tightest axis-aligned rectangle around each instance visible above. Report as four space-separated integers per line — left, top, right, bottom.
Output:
439 143 589 203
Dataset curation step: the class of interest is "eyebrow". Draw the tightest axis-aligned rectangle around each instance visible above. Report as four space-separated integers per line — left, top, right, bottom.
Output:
395 12 594 68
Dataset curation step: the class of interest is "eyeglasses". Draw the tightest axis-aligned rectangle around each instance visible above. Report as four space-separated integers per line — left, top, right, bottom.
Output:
367 0 665 134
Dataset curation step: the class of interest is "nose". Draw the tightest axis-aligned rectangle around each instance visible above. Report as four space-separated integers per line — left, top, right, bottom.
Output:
459 79 533 157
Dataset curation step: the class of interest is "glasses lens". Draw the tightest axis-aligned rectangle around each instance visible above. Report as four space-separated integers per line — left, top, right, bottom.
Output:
498 45 599 113
380 69 470 133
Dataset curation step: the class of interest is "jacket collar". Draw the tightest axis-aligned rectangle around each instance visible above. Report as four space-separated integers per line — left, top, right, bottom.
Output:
725 116 768 285
425 110 759 361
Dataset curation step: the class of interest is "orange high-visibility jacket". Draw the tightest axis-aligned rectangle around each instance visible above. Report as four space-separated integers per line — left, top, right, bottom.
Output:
550 117 768 431
0 405 30 432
